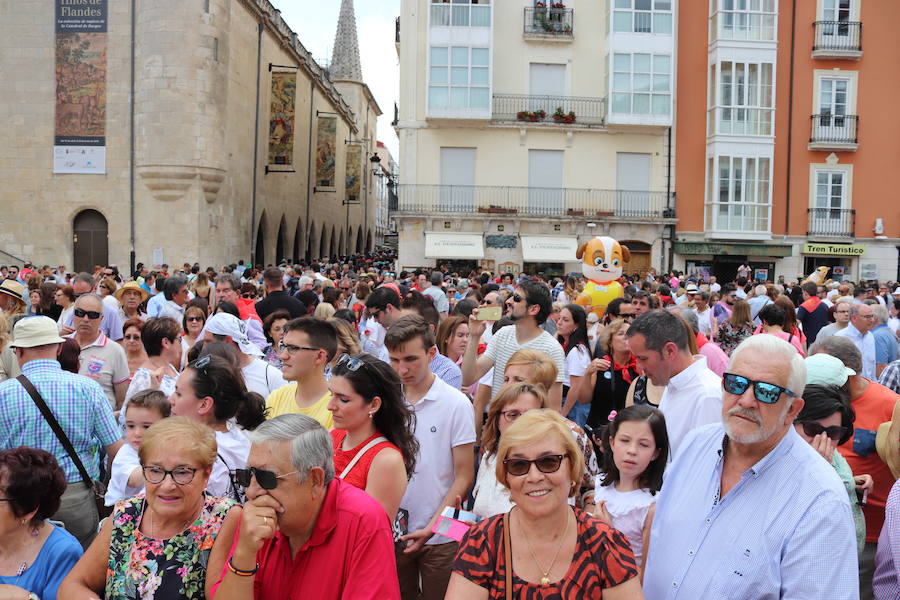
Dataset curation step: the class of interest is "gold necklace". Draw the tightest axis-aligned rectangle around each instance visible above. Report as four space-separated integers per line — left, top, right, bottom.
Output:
516 509 572 586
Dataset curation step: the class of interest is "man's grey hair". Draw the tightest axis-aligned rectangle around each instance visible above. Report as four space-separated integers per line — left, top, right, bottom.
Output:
215 273 241 292
848 303 870 318
872 305 889 324
248 414 335 485
73 272 94 287
668 305 699 335
730 335 807 399
754 284 767 296
75 293 103 309
809 335 862 374
163 275 188 301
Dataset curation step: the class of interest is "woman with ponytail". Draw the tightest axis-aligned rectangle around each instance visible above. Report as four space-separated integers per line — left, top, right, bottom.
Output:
169 354 267 500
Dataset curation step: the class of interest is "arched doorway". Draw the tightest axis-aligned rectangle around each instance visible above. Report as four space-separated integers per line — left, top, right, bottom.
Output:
366 230 373 253
293 218 303 263
338 229 345 257
355 228 363 254
255 212 267 268
73 209 109 273
319 223 328 260
275 216 287 265
329 226 336 259
306 222 317 261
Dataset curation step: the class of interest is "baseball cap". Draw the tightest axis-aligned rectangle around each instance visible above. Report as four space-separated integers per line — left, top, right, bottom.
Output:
805 353 855 387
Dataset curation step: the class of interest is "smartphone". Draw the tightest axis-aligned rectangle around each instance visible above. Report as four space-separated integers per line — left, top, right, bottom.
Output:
476 306 502 321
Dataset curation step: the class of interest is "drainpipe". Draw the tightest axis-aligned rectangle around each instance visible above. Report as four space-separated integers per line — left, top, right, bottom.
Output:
129 0 136 275
250 23 263 265
784 0 797 237
666 125 674 274
305 78 314 260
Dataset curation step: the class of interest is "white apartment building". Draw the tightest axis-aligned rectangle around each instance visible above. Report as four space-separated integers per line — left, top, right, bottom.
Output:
393 0 678 277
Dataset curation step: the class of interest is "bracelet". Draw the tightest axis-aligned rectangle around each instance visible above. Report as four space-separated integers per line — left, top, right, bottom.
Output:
227 557 259 577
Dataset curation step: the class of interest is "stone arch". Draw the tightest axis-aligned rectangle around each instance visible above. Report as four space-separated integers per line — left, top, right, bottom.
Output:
275 215 287 265
306 221 317 261
319 223 328 260
293 218 303 263
355 227 363 254
366 229 373 253
254 211 267 267
329 225 337 259
73 209 108 273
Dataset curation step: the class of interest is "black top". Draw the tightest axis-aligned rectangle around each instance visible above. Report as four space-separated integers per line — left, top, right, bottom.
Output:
586 359 640 431
255 290 308 321
631 375 658 408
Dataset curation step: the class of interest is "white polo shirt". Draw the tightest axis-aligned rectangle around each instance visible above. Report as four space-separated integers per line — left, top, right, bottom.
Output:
657 355 723 457
71 332 130 410
485 325 565 398
400 374 476 544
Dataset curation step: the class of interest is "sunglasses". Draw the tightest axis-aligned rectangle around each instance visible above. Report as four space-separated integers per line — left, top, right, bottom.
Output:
335 353 366 372
186 316 204 322
123 334 141 340
74 308 101 319
799 422 848 443
192 355 212 375
512 293 524 303
142 465 197 485
234 466 298 490
242 293 255 298
504 454 567 477
722 372 795 404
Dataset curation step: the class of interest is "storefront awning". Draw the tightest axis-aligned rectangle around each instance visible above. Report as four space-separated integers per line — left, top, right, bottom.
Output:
674 241 793 258
424 232 484 259
521 236 579 262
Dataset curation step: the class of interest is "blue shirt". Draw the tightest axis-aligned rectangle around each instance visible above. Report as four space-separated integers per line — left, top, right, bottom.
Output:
643 424 858 600
872 323 899 367
0 360 121 482
145 291 167 318
835 323 877 379
0 525 82 600
430 351 462 389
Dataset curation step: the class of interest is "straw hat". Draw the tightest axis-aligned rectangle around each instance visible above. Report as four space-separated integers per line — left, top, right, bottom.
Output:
0 279 26 306
113 281 149 304
875 401 900 480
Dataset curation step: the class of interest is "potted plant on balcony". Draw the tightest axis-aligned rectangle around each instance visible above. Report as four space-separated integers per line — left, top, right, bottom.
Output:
552 107 576 124
566 208 584 216
549 2 566 21
516 109 546 122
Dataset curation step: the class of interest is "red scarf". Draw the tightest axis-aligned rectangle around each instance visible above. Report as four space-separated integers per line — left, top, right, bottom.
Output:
696 332 709 348
605 354 638 385
800 295 822 313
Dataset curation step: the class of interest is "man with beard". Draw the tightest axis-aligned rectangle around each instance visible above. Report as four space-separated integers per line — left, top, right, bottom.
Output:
643 334 857 599
712 283 737 323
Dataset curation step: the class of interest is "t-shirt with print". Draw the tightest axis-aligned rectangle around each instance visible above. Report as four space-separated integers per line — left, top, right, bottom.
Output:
72 333 130 410
485 325 565 398
265 383 334 429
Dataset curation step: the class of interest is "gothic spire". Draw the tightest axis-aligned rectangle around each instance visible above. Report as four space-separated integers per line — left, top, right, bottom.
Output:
330 0 363 81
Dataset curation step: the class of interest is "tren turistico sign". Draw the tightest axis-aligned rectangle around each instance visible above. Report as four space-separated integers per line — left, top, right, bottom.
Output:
802 243 865 256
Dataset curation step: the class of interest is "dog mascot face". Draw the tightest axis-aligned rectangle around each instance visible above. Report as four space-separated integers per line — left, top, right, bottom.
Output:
575 236 630 319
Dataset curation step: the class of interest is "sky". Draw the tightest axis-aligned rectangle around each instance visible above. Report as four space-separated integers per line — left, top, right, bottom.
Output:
274 0 401 160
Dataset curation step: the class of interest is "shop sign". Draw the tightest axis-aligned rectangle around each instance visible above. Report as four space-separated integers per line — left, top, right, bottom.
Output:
674 242 792 258
802 243 865 256
754 269 768 281
860 263 878 280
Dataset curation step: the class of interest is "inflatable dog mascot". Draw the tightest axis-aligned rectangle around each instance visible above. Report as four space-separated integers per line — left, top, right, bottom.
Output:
575 236 630 320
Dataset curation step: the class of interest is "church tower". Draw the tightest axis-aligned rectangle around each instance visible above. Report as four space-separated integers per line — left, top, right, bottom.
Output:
330 0 363 82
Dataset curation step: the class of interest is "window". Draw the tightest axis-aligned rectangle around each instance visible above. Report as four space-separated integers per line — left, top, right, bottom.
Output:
823 0 851 23
612 0 673 34
428 46 490 110
712 0 777 41
431 0 491 28
706 155 771 232
711 61 773 136
815 171 845 210
611 53 671 116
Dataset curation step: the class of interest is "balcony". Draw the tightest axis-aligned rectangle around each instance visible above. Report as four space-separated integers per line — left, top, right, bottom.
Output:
808 208 855 238
812 21 862 59
705 202 772 240
524 7 573 40
808 114 858 151
492 94 605 127
395 184 673 219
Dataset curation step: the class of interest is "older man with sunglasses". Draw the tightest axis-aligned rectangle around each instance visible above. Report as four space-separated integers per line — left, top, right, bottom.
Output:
68 293 130 412
210 414 400 600
643 334 858 600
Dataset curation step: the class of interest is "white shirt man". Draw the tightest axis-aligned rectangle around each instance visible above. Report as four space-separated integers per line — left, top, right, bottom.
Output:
835 303 878 379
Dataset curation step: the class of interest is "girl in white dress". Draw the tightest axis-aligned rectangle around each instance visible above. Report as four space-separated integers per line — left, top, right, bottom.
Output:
594 404 668 580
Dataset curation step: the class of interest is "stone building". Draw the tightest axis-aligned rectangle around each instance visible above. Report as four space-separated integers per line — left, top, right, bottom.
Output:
0 0 381 272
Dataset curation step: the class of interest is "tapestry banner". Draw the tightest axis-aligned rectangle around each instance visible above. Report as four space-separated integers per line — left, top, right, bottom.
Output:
345 145 362 202
268 72 297 166
315 116 336 187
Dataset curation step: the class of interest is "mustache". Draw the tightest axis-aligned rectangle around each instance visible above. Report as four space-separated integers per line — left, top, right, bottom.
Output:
726 407 762 426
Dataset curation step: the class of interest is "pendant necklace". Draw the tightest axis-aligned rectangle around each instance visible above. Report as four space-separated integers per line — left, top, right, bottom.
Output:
517 509 571 586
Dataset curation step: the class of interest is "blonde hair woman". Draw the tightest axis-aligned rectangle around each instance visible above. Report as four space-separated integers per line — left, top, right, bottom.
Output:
0 312 20 382
447 410 641 599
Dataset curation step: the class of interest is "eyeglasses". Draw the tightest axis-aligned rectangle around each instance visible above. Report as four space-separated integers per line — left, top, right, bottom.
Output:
141 465 198 485
341 287 351 291
619 313 636 320
123 334 141 341
186 316 204 322
798 422 848 443
512 293 524 303
234 466 298 490
242 293 255 299
503 454 567 477
500 409 525 423
278 342 320 355
74 308 101 319
722 372 795 404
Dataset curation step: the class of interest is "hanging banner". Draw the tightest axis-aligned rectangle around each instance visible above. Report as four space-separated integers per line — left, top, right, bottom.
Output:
54 0 108 174
315 116 337 187
345 145 362 202
267 72 297 166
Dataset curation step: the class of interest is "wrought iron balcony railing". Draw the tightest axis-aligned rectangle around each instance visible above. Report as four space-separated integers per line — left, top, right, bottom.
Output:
809 114 858 148
394 184 673 219
524 7 573 38
813 21 862 56
492 94 606 126
808 208 855 238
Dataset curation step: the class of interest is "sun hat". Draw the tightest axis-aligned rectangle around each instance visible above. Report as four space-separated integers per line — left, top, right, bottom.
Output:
804 353 856 387
203 313 263 356
9 316 66 348
875 401 900 479
113 280 149 304
0 279 26 305
685 284 700 294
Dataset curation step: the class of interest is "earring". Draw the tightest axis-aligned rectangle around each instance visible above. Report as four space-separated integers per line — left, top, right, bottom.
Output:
20 519 26 526
368 412 374 418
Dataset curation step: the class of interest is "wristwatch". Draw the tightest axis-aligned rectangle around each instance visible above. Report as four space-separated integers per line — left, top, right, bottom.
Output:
27 593 40 600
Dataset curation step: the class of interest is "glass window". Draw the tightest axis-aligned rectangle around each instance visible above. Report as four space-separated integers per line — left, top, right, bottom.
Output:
613 0 674 34
428 45 491 111
611 52 671 116
709 155 772 231
713 0 777 41
431 0 491 28
712 61 774 136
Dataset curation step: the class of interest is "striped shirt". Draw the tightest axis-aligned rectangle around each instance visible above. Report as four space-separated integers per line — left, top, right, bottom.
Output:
643 424 858 600
485 325 565 398
0 359 121 482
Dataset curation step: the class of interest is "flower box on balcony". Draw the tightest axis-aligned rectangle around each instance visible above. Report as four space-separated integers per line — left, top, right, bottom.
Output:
552 107 576 124
516 109 547 122
566 209 584 216
478 206 518 214
595 210 614 217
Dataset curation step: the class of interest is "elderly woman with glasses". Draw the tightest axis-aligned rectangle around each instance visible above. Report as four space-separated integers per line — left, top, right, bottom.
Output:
60 417 240 600
448 410 641 599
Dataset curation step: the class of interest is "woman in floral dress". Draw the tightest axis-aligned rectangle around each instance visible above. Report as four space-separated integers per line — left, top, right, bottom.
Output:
59 417 240 600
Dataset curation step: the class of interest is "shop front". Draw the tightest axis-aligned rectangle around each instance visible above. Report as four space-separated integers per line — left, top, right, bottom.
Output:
424 231 484 273
521 235 579 278
675 241 793 284
801 242 865 282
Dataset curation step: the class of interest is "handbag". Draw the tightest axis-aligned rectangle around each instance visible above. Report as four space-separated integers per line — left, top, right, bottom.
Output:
16 375 110 518
503 512 513 600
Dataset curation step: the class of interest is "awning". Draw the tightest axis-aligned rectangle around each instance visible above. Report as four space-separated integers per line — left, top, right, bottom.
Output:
521 236 579 262
424 232 485 259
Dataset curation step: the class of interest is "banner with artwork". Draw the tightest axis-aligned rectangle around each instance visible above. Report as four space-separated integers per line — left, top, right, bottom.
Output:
268 72 297 166
315 116 336 187
54 0 107 174
345 145 362 202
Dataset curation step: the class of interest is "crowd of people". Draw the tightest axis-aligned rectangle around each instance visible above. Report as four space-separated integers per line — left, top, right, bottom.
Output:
0 253 898 599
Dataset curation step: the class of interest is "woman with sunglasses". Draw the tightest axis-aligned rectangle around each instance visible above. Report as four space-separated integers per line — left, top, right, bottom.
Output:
181 304 208 367
327 353 418 522
169 354 267 500
794 383 871 553
120 318 148 380
60 417 240 600
448 409 641 599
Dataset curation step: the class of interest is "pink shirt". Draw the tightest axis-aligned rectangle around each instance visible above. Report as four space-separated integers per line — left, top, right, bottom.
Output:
212 479 400 600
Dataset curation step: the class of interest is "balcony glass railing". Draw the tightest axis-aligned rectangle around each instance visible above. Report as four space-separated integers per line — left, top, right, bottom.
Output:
711 10 777 42
808 208 855 237
708 106 774 136
706 202 771 233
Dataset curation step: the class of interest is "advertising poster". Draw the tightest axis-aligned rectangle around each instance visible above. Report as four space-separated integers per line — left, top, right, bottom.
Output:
268 72 297 166
345 145 362 202
54 0 107 174
315 116 336 187
754 268 768 282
